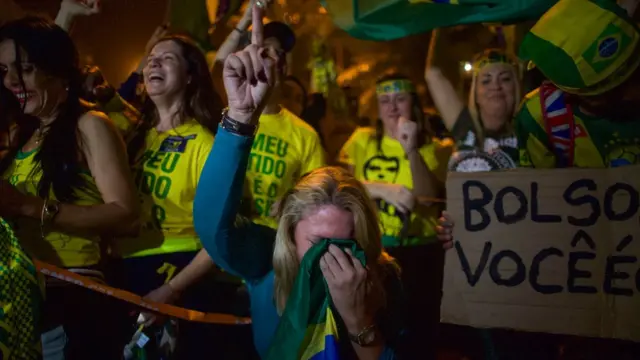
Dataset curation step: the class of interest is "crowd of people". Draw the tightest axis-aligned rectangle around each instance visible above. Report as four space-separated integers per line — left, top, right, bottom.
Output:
0 0 639 359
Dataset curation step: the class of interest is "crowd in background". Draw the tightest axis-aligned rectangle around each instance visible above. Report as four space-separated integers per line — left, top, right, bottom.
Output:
1 0 640 359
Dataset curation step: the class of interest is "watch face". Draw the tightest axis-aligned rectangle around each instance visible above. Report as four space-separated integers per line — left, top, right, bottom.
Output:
360 327 377 345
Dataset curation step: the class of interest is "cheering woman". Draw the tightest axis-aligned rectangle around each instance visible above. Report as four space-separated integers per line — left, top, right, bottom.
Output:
0 16 139 359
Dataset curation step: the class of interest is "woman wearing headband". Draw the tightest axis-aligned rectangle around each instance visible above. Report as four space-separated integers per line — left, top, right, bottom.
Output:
426 48 521 172
338 73 452 358
428 48 522 360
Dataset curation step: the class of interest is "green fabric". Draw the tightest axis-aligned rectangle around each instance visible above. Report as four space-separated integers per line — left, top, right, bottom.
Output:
266 238 365 359
0 218 42 359
169 0 214 51
519 0 640 95
320 0 558 41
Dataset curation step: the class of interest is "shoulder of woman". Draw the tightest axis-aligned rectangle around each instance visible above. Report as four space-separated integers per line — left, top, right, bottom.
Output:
77 110 118 135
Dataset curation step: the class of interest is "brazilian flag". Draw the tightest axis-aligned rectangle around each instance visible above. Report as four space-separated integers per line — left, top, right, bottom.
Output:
320 0 559 40
0 218 43 359
266 239 366 359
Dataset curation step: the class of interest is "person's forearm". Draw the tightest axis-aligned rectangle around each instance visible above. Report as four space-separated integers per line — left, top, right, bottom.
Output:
194 126 257 278
54 11 75 32
214 15 252 65
407 149 440 199
168 249 216 292
21 197 139 237
362 182 385 200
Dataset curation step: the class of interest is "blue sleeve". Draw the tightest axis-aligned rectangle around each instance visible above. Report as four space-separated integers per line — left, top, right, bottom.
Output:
194 125 277 282
117 72 140 103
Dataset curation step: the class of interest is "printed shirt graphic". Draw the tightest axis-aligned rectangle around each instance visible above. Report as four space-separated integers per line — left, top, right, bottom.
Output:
448 107 519 172
243 107 326 229
2 150 103 267
114 120 214 258
516 89 640 168
339 127 453 247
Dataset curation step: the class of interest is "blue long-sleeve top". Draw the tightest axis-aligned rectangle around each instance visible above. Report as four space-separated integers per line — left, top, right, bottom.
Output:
194 126 406 359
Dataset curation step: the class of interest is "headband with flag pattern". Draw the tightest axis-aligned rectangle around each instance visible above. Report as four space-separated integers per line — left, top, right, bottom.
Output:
376 79 415 95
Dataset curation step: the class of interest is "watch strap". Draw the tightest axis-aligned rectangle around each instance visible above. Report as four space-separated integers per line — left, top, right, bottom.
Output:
221 109 258 137
348 323 376 346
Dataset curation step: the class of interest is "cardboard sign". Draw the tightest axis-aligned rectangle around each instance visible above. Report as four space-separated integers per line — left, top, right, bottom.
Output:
441 166 640 342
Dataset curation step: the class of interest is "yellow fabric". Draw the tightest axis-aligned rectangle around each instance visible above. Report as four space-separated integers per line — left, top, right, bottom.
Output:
308 57 337 96
3 150 102 267
244 107 326 229
530 0 639 93
517 89 640 168
102 93 139 136
339 127 453 243
113 120 214 258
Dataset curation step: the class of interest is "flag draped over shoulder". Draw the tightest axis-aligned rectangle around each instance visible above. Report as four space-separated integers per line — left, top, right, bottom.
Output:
320 0 559 40
266 239 366 360
0 218 43 360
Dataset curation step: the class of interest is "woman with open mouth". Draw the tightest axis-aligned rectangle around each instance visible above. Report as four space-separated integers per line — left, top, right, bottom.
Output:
0 16 140 360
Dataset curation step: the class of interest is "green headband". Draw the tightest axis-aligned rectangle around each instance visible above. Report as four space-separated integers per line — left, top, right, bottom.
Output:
376 79 415 95
472 49 515 73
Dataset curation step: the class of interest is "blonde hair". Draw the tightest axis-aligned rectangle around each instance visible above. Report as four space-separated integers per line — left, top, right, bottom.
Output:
272 166 397 313
467 60 522 146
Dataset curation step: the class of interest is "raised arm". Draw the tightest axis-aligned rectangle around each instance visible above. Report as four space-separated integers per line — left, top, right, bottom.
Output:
194 126 276 281
424 30 464 131
54 0 100 32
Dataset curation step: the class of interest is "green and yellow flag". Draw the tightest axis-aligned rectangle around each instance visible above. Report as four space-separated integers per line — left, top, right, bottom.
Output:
321 0 559 40
266 239 365 359
0 218 42 359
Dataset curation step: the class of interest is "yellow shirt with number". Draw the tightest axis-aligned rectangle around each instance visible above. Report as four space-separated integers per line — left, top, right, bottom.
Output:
339 127 453 247
113 120 214 258
242 107 326 229
2 149 103 267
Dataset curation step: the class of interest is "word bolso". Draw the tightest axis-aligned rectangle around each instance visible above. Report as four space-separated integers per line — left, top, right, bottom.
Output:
463 179 640 231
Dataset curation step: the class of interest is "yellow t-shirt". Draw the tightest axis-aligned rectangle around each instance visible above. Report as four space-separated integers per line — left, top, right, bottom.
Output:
339 127 453 247
3 149 103 267
243 107 326 229
113 120 214 258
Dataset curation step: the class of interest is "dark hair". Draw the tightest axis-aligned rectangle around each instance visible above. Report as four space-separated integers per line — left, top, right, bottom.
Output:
127 34 222 164
0 16 91 202
373 73 430 153
263 21 296 53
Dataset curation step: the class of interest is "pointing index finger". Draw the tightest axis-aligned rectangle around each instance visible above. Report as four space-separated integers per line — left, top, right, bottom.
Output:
251 4 264 47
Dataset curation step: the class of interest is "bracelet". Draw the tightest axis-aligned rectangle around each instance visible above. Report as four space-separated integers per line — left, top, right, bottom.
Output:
221 108 258 137
40 199 60 240
233 27 245 34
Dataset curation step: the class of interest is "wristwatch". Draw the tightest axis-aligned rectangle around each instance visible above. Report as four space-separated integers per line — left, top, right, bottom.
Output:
348 324 377 346
220 108 258 137
43 200 61 223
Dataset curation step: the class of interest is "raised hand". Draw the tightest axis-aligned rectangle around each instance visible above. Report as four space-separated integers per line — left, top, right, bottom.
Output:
60 0 101 17
395 116 419 154
436 211 454 250
223 4 279 124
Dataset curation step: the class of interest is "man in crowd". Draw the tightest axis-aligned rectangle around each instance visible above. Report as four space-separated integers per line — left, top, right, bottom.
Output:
516 0 640 169
214 4 325 226
514 0 640 357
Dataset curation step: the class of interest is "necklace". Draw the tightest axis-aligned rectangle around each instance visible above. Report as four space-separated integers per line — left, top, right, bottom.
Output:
34 123 46 145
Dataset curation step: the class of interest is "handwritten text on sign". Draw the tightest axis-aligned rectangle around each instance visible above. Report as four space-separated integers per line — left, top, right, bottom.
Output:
441 167 640 342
